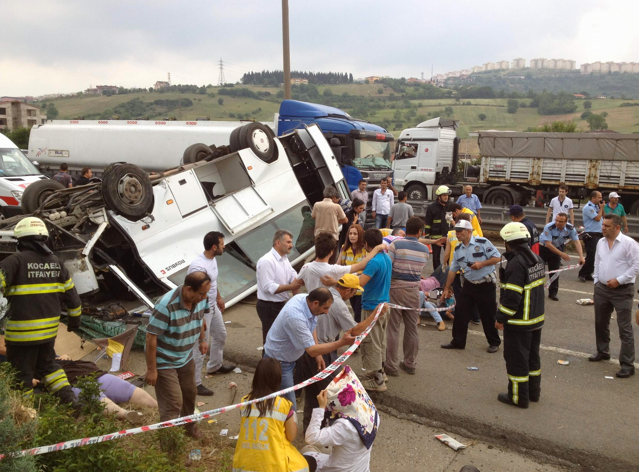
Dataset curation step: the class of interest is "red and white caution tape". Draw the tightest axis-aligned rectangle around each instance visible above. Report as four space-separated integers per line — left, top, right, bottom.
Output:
544 263 582 289
388 303 455 312
1 303 387 459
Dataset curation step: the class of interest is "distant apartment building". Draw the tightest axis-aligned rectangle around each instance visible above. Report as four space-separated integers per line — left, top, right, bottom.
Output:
483 62 496 71
290 78 309 85
154 81 170 89
512 58 526 69
530 58 544 69
472 65 485 73
0 100 47 132
581 61 639 74
497 60 509 70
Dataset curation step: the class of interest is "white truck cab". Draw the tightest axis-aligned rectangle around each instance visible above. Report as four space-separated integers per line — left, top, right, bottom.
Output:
0 134 48 217
392 118 459 201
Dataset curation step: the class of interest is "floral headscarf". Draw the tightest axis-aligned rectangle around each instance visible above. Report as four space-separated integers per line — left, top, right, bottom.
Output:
324 365 378 449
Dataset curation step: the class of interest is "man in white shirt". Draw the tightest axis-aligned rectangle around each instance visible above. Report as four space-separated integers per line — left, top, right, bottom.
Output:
371 178 394 229
187 231 236 396
297 232 383 292
589 214 639 378
546 185 574 225
256 230 304 344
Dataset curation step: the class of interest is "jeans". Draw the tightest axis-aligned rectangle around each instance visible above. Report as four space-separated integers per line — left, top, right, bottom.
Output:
375 214 388 229
420 293 443 323
279 360 297 411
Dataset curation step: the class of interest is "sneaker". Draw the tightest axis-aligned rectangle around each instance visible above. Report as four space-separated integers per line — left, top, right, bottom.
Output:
578 275 586 283
197 384 214 396
382 372 389 382
362 378 387 392
400 361 416 375
385 369 399 378
437 321 446 331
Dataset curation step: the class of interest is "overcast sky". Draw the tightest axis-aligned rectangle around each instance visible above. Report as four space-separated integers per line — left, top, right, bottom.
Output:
3 0 638 96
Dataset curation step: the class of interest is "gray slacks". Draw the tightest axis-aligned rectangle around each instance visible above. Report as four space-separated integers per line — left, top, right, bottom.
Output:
594 282 635 367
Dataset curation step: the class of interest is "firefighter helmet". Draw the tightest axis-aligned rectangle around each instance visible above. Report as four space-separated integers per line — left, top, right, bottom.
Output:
500 222 530 243
435 185 451 196
14 217 49 239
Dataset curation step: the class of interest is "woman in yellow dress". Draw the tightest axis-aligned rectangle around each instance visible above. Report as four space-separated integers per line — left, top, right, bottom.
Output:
233 358 309 472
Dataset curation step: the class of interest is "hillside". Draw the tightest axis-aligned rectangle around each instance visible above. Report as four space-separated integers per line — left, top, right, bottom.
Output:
37 84 639 142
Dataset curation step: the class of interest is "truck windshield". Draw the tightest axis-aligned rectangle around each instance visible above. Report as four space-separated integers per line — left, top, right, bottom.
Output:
352 140 392 170
0 148 40 176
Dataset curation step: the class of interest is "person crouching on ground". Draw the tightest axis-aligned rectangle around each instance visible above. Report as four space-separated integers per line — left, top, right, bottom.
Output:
303 365 379 472
233 358 309 472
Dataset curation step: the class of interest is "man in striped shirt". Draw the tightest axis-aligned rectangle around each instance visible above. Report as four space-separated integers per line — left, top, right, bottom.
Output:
385 216 430 376
145 271 211 439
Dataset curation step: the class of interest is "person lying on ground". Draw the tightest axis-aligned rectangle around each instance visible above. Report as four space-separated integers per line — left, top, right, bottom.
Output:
303 365 380 472
34 355 157 422
232 357 309 472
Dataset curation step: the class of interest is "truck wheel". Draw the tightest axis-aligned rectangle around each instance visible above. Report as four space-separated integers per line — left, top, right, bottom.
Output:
182 143 212 165
22 180 65 214
239 122 277 163
404 183 427 201
484 188 514 206
102 164 154 221
629 200 639 216
229 126 243 153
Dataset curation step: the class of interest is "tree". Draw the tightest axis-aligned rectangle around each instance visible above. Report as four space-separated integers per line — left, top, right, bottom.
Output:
323 88 333 97
46 103 59 119
148 87 154 92
601 111 609 117
478 113 487 121
528 121 578 132
377 87 384 95
444 106 454 116
218 98 224 106
581 111 593 120
393 109 403 120
583 100 592 109
507 99 519 114
586 113 608 131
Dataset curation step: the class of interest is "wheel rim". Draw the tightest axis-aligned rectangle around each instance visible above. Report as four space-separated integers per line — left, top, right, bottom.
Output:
408 190 422 200
117 174 144 206
251 129 270 153
492 194 511 206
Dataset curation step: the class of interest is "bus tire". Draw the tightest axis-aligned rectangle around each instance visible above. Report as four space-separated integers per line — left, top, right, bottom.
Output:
182 143 212 164
22 180 65 214
102 164 154 221
239 122 277 163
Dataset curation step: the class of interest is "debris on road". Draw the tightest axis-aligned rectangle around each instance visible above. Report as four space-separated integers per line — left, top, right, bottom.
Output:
467 367 479 371
229 435 239 440
197 402 206 407
220 429 228 436
605 376 614 379
557 360 570 366
576 299 594 305
435 434 467 451
233 367 242 374
257 346 264 351
225 321 232 324
188 449 202 462
117 371 135 380
207 419 217 424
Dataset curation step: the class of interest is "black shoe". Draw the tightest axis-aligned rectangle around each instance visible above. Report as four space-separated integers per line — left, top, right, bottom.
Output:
470 320 481 325
588 353 611 362
578 276 586 283
498 392 529 409
207 365 236 375
197 384 214 396
585 276 594 281
441 342 464 350
487 345 499 353
530 396 540 403
616 366 635 378
548 294 559 301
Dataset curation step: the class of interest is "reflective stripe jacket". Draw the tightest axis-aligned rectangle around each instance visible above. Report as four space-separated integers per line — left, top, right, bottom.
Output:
0 250 82 345
497 251 545 331
424 200 449 239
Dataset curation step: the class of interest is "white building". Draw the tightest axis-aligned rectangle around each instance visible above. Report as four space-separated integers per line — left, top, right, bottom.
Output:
512 58 526 69
498 60 509 70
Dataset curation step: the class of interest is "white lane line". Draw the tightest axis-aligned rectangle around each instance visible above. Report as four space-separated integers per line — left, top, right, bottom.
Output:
420 321 639 368
557 287 639 303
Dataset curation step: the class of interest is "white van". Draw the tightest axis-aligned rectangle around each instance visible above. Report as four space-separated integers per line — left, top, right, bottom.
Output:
392 118 460 201
0 134 48 217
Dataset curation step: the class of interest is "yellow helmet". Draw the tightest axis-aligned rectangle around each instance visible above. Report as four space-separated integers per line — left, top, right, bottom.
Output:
435 185 451 196
14 217 49 239
500 222 530 243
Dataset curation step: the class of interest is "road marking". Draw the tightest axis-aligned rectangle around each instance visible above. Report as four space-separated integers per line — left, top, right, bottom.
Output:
558 287 639 303
420 320 639 368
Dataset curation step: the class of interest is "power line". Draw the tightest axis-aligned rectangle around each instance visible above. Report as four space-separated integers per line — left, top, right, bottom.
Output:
218 58 226 86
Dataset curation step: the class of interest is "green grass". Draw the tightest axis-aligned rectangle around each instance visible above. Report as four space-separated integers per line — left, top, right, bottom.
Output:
41 85 639 138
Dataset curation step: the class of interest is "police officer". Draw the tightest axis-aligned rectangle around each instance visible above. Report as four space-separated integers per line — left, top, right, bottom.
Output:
424 185 451 271
496 222 546 408
1 217 82 404
578 191 604 282
441 220 502 352
539 212 585 301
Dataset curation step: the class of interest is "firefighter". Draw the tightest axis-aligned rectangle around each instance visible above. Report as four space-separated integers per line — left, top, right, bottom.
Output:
0 217 82 404
424 185 452 270
495 222 545 409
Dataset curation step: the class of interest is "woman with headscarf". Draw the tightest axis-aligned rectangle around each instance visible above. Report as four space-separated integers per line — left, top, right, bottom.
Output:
233 357 309 472
303 365 380 472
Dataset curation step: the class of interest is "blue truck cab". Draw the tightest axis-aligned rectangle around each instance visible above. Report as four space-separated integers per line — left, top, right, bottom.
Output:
276 100 395 194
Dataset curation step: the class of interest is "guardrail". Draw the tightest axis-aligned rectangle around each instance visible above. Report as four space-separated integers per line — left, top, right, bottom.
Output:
408 201 639 239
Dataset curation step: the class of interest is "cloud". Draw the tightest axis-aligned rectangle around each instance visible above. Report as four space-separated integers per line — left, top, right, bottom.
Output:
2 0 637 96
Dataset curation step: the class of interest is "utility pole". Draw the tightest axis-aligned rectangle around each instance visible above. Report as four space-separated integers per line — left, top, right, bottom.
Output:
168 72 171 85
282 0 291 99
218 59 226 86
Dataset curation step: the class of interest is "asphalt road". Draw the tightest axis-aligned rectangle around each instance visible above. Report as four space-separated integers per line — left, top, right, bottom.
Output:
218 252 639 472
